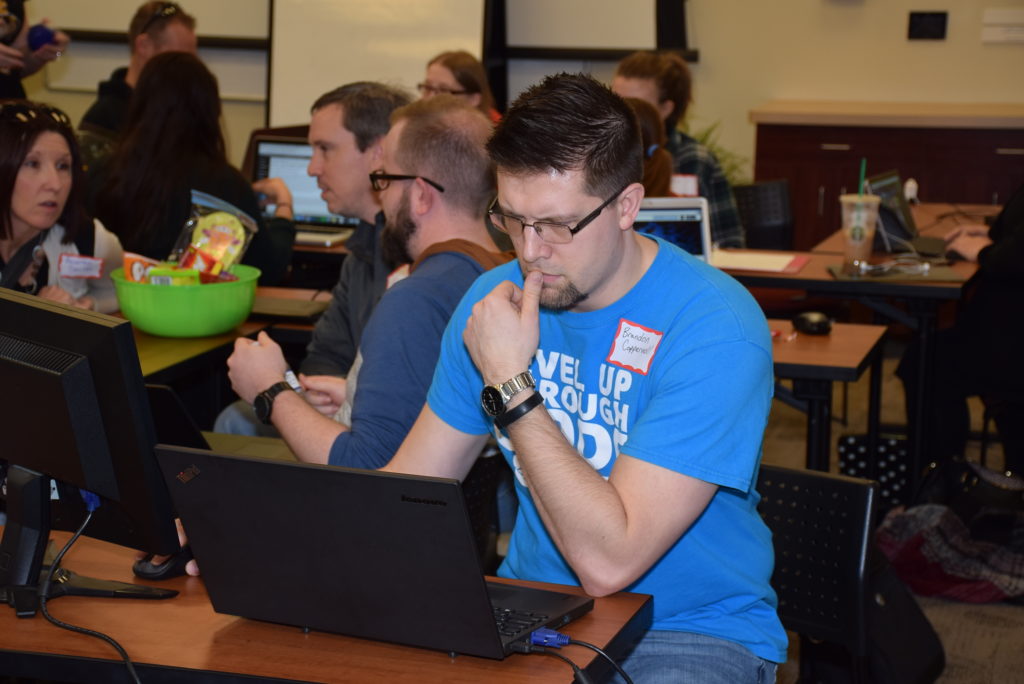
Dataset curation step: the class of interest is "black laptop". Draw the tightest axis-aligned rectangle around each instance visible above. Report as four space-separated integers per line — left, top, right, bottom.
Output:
146 384 210 450
866 170 946 256
155 446 594 659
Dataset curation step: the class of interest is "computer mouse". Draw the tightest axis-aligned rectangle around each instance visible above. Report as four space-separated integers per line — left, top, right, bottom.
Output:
792 311 832 336
944 249 965 263
132 544 194 581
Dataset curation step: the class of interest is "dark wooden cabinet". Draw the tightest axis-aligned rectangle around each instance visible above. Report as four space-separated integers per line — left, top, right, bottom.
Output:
754 122 1024 249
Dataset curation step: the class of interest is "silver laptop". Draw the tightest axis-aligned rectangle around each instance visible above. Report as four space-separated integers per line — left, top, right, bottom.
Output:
634 197 713 261
155 446 594 659
251 135 358 242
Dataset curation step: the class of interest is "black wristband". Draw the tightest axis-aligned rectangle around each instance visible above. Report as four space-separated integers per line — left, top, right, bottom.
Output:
494 392 544 430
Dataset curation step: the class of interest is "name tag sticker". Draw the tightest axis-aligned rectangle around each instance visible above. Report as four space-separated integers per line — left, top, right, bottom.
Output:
58 254 103 279
607 318 663 375
671 174 698 197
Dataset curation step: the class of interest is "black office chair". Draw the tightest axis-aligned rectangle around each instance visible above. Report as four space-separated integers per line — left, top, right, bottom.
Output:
734 179 794 250
757 464 876 682
461 442 509 574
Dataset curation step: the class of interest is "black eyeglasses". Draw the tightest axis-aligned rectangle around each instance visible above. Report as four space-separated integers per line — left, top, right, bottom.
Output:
0 101 73 127
488 185 628 245
369 170 445 193
140 2 181 34
416 83 470 97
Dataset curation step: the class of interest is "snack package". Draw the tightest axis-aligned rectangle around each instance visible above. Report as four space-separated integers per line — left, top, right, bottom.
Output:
148 267 201 286
123 253 161 282
169 190 258 272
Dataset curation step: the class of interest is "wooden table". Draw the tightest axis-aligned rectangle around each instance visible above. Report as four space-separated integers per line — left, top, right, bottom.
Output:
131 287 328 427
723 251 967 491
134 321 266 379
768 319 887 471
290 240 348 290
0 533 652 684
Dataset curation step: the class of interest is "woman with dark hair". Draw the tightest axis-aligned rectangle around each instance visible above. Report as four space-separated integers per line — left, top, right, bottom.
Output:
90 51 294 284
419 50 500 123
0 100 122 312
624 97 673 197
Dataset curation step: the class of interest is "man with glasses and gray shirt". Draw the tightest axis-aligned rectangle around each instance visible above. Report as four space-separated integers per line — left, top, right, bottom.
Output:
224 96 508 469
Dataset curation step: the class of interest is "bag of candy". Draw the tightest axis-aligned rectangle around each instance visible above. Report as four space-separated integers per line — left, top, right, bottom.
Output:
169 190 258 275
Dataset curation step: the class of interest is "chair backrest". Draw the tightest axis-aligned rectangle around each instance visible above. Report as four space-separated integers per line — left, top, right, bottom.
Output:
733 180 794 250
757 464 876 657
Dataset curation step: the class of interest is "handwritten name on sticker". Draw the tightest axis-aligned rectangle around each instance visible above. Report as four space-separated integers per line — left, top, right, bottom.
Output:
607 319 663 375
58 254 103 279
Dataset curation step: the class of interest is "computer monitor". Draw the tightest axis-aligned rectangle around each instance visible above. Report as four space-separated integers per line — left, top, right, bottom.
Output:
0 289 179 616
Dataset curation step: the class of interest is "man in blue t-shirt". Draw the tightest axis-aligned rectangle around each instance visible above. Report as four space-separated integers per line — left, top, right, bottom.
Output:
384 74 786 682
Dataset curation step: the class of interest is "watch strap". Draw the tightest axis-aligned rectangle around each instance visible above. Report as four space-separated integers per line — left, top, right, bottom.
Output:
495 371 535 403
494 392 544 430
256 381 292 424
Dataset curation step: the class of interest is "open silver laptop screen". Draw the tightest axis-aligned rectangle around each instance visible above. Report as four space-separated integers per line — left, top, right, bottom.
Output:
253 140 358 229
633 197 713 261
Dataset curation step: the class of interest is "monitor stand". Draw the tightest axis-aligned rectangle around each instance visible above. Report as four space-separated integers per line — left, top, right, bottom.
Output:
0 465 177 618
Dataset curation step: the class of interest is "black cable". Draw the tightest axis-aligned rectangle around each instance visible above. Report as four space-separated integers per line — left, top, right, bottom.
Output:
38 510 143 684
569 639 635 684
510 642 593 683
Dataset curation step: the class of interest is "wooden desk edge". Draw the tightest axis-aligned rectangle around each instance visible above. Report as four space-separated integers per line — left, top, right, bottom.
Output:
1 531 653 683
769 319 888 382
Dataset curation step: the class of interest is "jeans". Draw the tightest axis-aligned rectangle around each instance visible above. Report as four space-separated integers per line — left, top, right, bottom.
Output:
213 399 283 438
611 630 778 684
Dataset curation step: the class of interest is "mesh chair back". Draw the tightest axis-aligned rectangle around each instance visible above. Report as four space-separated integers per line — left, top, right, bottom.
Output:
461 443 507 571
734 180 794 250
757 464 876 657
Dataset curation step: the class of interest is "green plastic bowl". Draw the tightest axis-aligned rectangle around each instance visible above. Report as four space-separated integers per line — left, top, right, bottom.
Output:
111 264 261 337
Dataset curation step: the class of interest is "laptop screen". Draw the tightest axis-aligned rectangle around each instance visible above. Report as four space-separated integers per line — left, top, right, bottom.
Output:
633 197 713 261
866 170 916 236
252 138 358 229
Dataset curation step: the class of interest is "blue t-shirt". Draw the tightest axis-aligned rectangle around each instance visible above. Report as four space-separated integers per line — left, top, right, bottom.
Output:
427 237 787 663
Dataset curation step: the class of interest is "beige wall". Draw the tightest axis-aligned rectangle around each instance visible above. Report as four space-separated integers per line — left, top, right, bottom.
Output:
687 0 1024 178
21 71 265 169
21 0 1024 174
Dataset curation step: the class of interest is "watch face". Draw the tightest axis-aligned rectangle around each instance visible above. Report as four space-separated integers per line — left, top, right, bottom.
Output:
480 386 505 417
253 394 272 423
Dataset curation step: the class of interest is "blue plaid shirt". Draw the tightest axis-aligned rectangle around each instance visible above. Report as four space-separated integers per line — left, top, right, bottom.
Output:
668 131 745 248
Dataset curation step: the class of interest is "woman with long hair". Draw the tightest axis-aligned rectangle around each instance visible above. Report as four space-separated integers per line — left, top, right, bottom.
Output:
91 51 294 283
0 100 122 312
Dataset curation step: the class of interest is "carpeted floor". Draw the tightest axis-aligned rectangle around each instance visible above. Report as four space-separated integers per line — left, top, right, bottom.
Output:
764 347 1022 684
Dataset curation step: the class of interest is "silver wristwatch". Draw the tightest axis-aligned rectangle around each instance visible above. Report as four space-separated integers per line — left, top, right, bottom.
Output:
480 370 535 418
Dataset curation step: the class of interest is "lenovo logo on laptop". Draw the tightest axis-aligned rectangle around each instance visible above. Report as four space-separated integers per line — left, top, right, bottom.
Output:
176 465 201 484
401 494 447 507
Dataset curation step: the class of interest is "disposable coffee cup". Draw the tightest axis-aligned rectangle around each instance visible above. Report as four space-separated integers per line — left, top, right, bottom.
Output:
839 194 880 276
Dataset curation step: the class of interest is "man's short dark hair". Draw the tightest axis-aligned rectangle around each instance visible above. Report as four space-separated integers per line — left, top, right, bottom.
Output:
129 2 197 46
391 97 494 218
312 82 411 152
615 51 691 131
487 73 642 199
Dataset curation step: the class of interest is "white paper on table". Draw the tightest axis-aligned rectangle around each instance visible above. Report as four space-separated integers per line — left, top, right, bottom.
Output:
710 250 799 272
